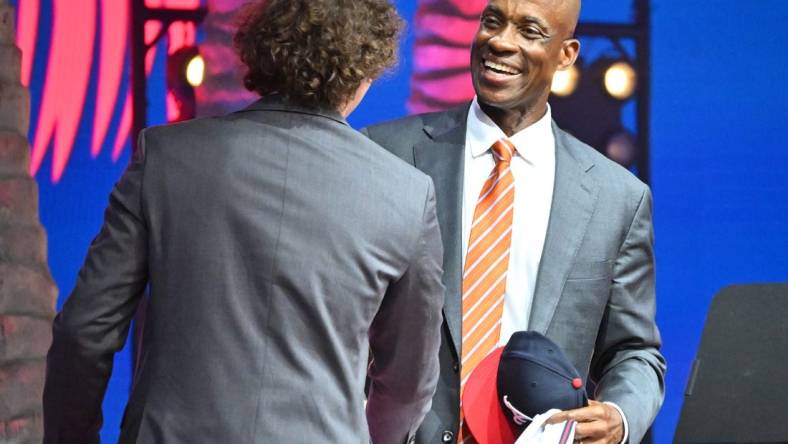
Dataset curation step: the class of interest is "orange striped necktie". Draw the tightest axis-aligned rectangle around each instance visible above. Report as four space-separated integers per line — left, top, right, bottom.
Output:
457 138 516 443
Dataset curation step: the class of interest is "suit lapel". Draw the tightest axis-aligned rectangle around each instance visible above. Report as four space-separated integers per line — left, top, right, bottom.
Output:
411 112 596 353
414 106 469 358
529 123 600 334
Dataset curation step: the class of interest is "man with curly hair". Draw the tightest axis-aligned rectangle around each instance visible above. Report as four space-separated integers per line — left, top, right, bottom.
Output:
43 1 444 443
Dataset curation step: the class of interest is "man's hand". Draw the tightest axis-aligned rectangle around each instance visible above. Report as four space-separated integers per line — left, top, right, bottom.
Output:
545 400 624 444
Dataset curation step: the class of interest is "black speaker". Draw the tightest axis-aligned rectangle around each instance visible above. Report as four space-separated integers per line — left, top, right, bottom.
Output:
674 284 788 443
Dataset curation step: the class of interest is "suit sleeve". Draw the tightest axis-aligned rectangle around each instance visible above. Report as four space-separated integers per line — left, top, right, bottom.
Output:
366 179 445 444
43 130 151 444
591 187 666 444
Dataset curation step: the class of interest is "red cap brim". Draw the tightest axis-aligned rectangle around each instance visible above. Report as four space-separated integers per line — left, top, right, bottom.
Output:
461 347 519 444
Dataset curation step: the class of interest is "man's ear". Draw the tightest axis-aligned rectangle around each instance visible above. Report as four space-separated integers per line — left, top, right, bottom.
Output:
558 39 580 71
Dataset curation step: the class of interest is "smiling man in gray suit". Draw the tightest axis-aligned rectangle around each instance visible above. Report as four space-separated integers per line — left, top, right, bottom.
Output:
43 1 444 443
363 0 665 443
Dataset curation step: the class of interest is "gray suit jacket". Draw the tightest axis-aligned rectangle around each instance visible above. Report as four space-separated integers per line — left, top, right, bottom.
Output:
362 105 666 444
43 97 445 444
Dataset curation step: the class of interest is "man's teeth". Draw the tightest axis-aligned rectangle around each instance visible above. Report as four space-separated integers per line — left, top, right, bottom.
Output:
484 60 519 75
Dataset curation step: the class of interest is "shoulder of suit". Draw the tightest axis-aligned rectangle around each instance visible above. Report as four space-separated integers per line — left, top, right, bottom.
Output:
363 112 434 142
355 127 435 187
141 116 221 146
554 124 649 195
363 105 467 144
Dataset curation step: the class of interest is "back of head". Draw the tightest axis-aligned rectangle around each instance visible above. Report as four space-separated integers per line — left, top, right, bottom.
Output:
234 0 403 110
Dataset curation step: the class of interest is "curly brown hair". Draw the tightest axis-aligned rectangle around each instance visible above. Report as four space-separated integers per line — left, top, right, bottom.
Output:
234 0 403 109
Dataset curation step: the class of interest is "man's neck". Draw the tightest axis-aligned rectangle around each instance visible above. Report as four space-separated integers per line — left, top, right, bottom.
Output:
478 102 548 137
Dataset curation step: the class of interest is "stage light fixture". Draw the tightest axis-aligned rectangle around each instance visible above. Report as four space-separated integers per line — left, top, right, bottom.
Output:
186 54 205 87
168 46 203 88
551 65 580 97
167 46 203 121
604 61 637 100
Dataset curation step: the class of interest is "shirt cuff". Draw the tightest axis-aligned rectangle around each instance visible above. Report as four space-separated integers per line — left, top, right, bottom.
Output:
603 401 629 444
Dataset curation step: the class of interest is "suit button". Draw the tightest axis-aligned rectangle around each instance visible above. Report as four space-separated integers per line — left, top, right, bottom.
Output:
452 362 459 373
442 431 454 442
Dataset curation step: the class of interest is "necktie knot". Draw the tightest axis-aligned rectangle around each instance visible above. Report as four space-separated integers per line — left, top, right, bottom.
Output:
491 139 515 164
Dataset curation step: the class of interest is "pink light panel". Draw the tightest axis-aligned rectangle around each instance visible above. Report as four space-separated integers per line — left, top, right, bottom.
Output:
19 0 201 183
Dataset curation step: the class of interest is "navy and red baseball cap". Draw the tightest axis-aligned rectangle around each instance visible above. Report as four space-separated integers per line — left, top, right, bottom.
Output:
462 331 588 444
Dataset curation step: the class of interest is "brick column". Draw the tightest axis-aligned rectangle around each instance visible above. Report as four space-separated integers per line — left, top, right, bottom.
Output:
0 2 58 443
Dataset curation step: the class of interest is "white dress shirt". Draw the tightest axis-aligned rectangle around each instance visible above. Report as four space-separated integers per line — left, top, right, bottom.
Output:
461 98 630 443
461 98 555 345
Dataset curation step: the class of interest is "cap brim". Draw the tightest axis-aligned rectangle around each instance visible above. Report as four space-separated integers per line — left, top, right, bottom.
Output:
462 347 519 444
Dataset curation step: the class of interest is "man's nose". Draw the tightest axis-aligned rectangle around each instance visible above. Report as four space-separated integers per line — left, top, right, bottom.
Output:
488 24 519 53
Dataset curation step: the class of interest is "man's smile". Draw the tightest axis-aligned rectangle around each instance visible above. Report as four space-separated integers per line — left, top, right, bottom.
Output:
479 55 523 84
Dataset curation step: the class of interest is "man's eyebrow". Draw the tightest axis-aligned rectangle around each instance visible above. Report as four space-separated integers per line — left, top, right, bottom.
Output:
482 4 503 15
515 15 550 31
480 5 554 35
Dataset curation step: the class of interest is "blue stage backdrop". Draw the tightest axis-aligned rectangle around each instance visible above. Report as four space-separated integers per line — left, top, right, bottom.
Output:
14 0 788 441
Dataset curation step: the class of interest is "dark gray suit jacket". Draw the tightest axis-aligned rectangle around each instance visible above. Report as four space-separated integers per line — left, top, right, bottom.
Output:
43 97 445 444
363 105 666 444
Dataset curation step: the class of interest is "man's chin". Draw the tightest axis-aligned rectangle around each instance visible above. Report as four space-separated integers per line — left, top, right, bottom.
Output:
476 94 518 112
475 88 540 115
474 83 514 103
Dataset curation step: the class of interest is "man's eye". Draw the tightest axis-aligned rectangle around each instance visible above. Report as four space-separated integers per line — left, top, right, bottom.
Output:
521 27 544 38
481 15 501 27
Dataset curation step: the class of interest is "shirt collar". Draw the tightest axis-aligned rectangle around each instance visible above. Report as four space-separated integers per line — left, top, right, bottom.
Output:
466 97 554 165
